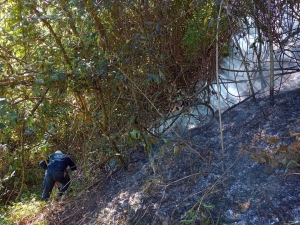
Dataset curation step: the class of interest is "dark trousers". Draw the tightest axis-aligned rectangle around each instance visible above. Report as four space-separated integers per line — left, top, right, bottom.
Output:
42 170 70 200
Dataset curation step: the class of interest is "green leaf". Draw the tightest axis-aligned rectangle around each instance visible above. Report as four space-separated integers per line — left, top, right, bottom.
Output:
58 72 66 81
180 219 194 224
187 209 195 218
35 79 45 85
163 138 170 144
158 69 166 81
0 106 7 115
0 123 5 129
9 112 19 120
50 73 59 81
174 145 180 157
130 115 135 124
130 129 141 139
144 74 161 84
203 204 214 209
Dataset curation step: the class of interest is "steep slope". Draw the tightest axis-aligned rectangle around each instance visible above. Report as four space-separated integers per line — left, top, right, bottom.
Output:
48 89 300 225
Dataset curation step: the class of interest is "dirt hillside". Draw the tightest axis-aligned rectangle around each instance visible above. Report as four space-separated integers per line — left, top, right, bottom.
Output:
48 89 300 225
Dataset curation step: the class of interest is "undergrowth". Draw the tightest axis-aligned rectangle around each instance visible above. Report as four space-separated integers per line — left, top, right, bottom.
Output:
0 197 48 225
0 185 71 225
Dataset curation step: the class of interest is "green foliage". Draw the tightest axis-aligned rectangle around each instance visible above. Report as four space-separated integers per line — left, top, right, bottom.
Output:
221 44 230 57
181 209 197 224
0 196 47 225
180 202 214 225
0 1 296 223
183 2 215 52
0 0 232 205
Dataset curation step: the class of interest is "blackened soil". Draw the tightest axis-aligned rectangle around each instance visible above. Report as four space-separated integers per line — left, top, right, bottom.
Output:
49 89 300 225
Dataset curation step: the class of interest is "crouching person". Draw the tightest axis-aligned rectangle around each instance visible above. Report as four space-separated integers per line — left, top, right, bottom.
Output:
39 150 77 201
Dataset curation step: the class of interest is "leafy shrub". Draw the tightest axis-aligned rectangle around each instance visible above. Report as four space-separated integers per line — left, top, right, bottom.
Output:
0 198 47 225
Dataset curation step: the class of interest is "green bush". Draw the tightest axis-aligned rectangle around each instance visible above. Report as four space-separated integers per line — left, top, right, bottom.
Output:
0 198 47 225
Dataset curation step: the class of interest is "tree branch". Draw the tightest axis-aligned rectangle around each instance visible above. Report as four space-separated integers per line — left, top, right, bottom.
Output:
30 5 72 67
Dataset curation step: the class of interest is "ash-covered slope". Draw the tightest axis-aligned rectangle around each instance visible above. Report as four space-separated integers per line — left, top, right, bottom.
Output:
49 89 300 225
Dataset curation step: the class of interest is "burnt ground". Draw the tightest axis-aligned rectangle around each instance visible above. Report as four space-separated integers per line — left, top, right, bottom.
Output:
48 89 300 225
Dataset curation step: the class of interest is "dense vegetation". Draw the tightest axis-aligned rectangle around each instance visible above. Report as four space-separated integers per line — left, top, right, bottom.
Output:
0 0 299 222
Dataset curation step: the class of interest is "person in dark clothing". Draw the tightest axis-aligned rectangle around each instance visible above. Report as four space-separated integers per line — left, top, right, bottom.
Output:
39 150 77 201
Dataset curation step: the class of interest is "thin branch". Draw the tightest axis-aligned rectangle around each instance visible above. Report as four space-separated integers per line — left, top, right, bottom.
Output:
82 0 107 52
29 88 49 116
216 0 225 171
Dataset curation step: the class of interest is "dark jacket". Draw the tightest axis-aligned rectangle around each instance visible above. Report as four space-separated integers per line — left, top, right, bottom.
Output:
39 151 77 171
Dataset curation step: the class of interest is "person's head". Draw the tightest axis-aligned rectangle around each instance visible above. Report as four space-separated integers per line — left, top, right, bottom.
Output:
55 150 62 154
